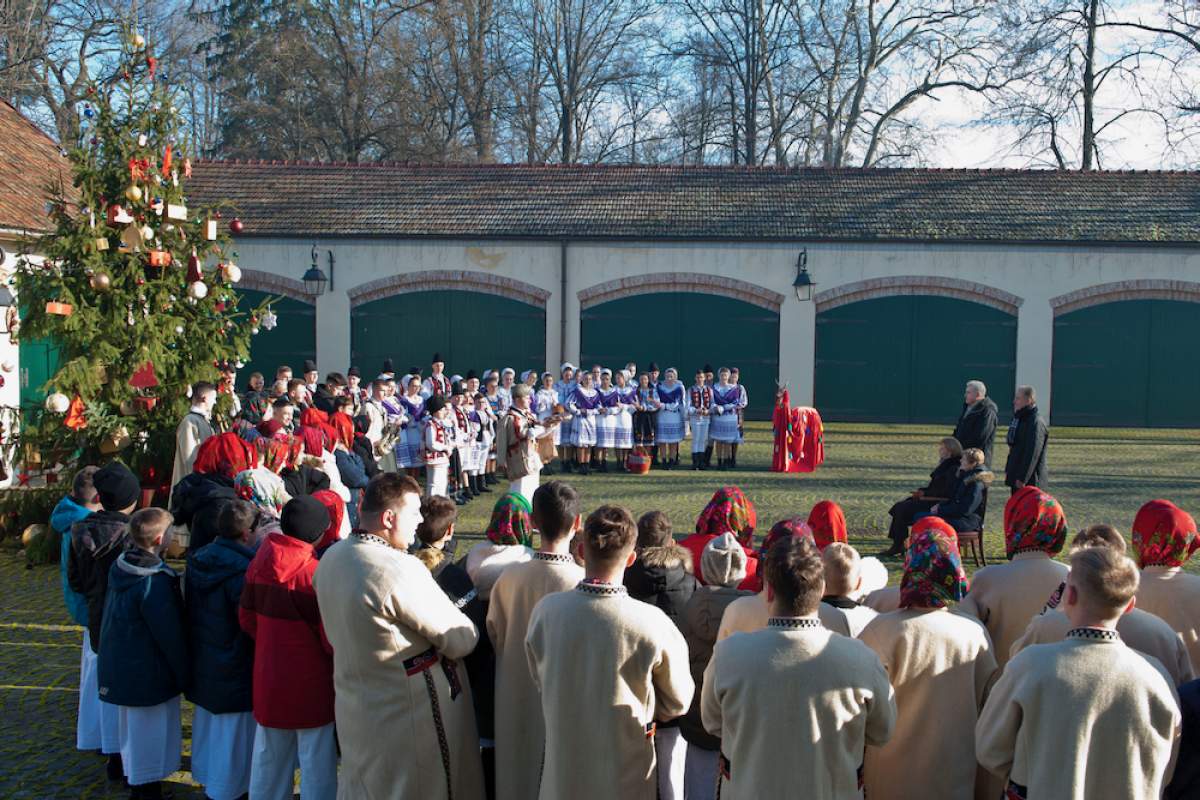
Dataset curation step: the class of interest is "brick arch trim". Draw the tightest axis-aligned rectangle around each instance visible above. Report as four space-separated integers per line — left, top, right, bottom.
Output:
814 276 1022 316
348 270 551 309
239 268 314 304
1050 280 1200 316
578 273 785 313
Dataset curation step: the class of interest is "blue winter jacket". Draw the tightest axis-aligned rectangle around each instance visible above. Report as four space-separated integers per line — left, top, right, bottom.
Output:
51 495 93 626
185 537 256 714
97 549 190 707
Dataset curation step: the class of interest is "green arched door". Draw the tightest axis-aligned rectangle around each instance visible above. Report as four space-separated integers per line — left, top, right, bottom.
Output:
580 292 779 420
352 290 546 379
235 290 316 387
1052 300 1200 427
816 295 1017 423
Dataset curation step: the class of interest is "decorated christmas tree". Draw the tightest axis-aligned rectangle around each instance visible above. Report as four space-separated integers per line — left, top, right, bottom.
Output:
12 26 267 488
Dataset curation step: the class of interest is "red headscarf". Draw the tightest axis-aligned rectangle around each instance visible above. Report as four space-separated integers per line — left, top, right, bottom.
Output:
807 500 847 551
900 523 969 609
300 407 338 449
330 411 355 449
296 425 328 456
256 419 283 439
695 486 757 546
312 490 345 551
1003 486 1067 558
911 515 958 543
760 517 815 556
255 437 294 475
192 432 257 480
1132 499 1199 568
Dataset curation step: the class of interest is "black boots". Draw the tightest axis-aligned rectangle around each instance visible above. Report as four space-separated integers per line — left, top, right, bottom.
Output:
485 472 499 485
703 445 714 469
128 781 163 799
691 454 700 470
469 475 481 497
107 754 124 782
476 474 492 493
563 458 574 473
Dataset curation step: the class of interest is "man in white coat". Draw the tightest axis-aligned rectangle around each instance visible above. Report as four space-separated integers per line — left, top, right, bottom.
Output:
314 473 485 800
170 381 216 490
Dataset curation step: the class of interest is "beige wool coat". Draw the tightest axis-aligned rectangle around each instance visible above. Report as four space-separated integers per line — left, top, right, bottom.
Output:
716 590 850 641
486 553 584 800
1136 566 1200 674
314 535 484 800
859 608 999 800
170 410 213 489
1011 606 1194 686
702 618 896 800
957 552 1069 670
976 629 1180 799
525 582 693 800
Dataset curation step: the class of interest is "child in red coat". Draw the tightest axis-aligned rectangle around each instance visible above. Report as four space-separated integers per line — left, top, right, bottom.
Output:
239 496 336 800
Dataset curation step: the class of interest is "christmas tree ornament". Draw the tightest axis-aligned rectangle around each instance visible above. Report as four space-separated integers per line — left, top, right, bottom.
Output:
0 361 13 373
125 184 143 202
174 324 184 334
229 218 245 234
120 224 144 253
83 106 94 118
64 395 88 430
137 133 147 147
188 281 208 300
186 249 202 283
151 197 164 215
251 327 259 335
139 223 155 241
167 203 187 221
129 361 159 389
89 272 112 292
261 306 278 330
131 32 146 49
106 205 134 226
203 218 217 240
45 301 73 316
161 144 172 176
92 237 109 251
119 400 135 415
99 425 131 454
45 392 70 414
220 262 242 283
183 158 192 178
147 249 171 267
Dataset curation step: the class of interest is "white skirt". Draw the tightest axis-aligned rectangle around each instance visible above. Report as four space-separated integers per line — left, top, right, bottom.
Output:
709 412 741 443
395 425 424 468
596 409 619 448
656 408 685 443
192 707 255 800
77 632 102 751
573 413 598 447
612 411 634 449
100 694 121 754
118 695 182 785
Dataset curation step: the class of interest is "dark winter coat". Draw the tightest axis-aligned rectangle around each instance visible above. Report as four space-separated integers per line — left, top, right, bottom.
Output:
1005 404 1049 489
352 434 381 478
312 384 339 415
185 537 257 714
52 495 93 626
98 549 189 707
170 471 237 553
953 397 999 465
931 466 994 533
921 456 962 500
430 554 495 740
280 464 331 498
1167 678 1200 800
241 390 271 425
624 543 698 628
678 584 751 748
68 510 132 653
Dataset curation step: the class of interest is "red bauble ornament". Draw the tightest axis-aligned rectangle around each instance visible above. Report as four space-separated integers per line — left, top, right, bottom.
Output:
229 218 244 234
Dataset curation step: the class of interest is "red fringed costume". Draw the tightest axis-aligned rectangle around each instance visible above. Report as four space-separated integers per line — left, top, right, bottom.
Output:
771 389 825 473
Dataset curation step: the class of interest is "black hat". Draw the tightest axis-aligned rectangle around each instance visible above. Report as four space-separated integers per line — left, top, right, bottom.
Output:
427 395 447 413
465 369 478 380
280 496 331 544
408 366 422 376
347 366 361 378
648 362 659 371
704 364 714 374
93 462 140 511
382 358 395 374
302 359 318 373
431 352 444 364
451 381 466 396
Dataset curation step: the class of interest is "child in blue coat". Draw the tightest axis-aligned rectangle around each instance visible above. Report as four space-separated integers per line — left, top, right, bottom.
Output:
98 507 189 799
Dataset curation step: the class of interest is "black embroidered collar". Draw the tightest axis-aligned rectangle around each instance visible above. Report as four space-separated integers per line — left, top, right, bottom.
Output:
1066 627 1120 642
351 530 391 548
821 596 859 609
768 617 823 630
534 552 576 564
577 580 626 596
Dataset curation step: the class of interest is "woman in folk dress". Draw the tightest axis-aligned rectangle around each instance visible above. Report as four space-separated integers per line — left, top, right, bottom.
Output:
567 372 602 475
555 364 578 473
395 375 426 477
709 367 743 471
536 372 564 473
612 370 637 470
634 372 658 450
687 368 713 471
655 368 686 470
595 369 618 472
728 367 749 468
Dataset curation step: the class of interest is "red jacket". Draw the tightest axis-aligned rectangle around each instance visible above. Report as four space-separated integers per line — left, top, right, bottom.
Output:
679 533 760 593
238 532 334 729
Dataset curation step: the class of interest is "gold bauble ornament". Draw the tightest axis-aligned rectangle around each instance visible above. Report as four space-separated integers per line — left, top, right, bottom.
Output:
131 32 146 49
125 184 143 202
89 272 112 292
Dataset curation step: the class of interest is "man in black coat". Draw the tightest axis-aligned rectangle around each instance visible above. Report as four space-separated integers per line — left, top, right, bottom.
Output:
1005 385 1049 493
953 379 999 465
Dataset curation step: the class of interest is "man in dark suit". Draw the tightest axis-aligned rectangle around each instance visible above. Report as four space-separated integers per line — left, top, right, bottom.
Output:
953 379 999 465
1005 385 1048 494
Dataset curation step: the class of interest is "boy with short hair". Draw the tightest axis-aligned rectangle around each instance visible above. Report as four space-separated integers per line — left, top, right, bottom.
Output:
488 481 586 800
97 508 188 799
424 395 454 498
526 503 693 800
239 496 336 800
977 546 1181 799
820 542 878 637
187 499 260 800
702 536 896 799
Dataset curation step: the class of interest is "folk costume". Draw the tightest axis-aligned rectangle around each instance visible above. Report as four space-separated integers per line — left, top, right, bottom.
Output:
171 405 215 490
422 368 452 400
535 385 562 446
487 551 585 800
465 494 534 602
1132 499 1200 671
395 391 425 469
567 383 602 448
709 382 742 468
858 520 997 800
680 486 761 592
654 377 685 444
688 382 713 468
702 615 896 800
315 533 485 800
423 400 454 498
958 487 1069 670
525 580 694 800
613 382 637 451
501 401 551 503
634 382 658 448
597 382 619 451
976 626 1181 799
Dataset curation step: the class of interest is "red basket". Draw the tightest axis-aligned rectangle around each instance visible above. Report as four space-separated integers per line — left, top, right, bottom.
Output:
626 447 652 475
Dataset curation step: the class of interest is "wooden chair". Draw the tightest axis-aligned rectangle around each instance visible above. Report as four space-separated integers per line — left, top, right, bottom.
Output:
957 487 989 568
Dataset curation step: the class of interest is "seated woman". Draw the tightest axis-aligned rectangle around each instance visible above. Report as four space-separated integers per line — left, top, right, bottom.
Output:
882 437 963 556
915 447 992 534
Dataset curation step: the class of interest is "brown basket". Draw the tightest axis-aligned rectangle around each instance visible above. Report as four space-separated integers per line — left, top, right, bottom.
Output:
626 446 652 475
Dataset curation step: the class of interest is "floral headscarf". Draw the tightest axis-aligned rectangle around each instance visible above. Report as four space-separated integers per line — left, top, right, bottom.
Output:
760 517 815 556
234 468 290 516
1003 486 1067 558
807 500 848 551
695 486 757 546
1132 499 1199 568
255 437 296 475
900 519 969 609
485 492 533 547
313 489 346 551
193 432 258 480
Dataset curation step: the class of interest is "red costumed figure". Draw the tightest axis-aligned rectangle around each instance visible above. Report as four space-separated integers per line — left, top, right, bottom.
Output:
772 387 825 473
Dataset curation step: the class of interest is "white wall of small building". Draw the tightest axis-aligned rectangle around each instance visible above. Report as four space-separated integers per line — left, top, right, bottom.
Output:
229 236 1200 415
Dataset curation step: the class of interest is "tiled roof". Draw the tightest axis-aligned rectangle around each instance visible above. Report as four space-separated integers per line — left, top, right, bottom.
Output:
0 101 71 233
188 160 1200 244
